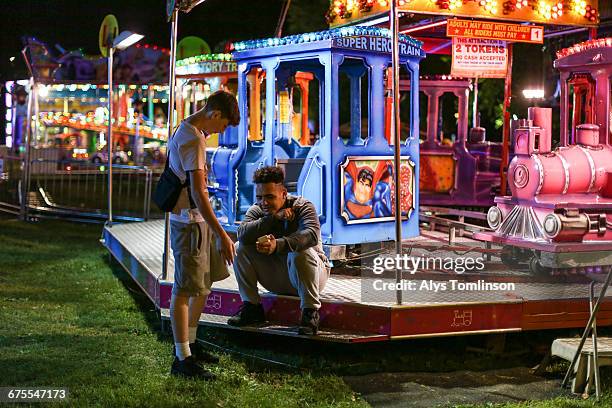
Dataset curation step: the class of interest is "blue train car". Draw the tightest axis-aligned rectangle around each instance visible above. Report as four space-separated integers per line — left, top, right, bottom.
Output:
208 27 425 247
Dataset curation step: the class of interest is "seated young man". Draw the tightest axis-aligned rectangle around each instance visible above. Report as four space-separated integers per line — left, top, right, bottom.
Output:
228 166 330 335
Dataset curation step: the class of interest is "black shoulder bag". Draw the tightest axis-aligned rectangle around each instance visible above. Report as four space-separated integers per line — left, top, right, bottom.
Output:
152 156 188 212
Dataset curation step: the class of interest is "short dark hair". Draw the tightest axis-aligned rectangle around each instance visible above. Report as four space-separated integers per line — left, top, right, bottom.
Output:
253 166 284 184
204 90 240 126
357 168 373 186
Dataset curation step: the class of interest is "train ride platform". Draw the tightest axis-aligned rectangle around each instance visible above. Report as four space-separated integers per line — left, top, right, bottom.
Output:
102 220 612 343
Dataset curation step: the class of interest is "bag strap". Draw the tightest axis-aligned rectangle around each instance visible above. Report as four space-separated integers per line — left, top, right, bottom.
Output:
185 172 197 209
167 126 198 209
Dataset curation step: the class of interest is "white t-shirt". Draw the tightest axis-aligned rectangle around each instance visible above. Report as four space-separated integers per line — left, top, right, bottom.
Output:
168 121 207 224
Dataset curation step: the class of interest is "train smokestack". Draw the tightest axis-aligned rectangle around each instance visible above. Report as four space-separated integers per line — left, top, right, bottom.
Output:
528 107 552 153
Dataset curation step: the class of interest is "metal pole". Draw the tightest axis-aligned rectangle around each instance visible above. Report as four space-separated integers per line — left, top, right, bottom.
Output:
20 77 35 221
274 0 292 38
472 77 479 128
391 0 402 305
107 47 114 227
33 84 40 146
162 8 179 281
562 267 612 388
500 44 512 196
590 282 601 400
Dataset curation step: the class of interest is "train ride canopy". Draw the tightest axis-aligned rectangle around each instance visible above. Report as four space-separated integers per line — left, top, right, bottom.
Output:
228 26 425 245
326 0 600 28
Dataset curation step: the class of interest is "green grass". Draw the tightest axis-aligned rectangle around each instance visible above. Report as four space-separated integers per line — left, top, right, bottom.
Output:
1 215 612 408
0 217 366 407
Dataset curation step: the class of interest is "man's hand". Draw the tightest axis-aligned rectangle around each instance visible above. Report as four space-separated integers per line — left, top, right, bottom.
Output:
274 207 295 222
256 234 276 255
217 231 236 266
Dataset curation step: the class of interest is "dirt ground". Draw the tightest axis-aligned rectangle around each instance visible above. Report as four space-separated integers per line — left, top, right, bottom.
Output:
344 367 570 407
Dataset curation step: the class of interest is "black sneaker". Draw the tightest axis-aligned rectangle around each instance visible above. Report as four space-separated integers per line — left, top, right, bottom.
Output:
170 356 215 380
227 302 265 327
298 308 320 335
172 343 220 365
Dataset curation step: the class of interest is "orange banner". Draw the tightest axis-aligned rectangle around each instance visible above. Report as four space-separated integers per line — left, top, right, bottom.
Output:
447 19 544 44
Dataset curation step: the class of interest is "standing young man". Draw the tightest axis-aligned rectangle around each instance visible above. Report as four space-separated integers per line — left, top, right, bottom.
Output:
168 90 239 378
228 166 330 335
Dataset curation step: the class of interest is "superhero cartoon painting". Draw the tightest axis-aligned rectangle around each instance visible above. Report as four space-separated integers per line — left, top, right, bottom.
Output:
340 157 414 224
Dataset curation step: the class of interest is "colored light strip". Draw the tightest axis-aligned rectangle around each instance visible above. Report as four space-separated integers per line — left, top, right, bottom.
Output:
556 37 612 59
233 26 423 52
176 53 234 67
326 0 599 25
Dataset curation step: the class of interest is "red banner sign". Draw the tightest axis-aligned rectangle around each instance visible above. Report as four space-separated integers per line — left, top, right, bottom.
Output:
447 19 544 44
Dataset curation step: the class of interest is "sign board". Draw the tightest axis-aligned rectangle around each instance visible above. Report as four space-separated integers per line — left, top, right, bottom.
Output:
447 19 544 44
332 36 424 57
451 37 508 79
176 61 237 76
98 15 118 57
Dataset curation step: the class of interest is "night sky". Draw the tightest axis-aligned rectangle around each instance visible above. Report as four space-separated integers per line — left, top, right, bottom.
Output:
0 0 289 81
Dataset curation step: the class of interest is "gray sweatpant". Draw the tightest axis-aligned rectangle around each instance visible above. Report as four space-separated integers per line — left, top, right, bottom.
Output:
234 244 330 309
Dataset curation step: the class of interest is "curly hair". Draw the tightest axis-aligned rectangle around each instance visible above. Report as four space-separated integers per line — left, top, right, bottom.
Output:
253 166 285 184
204 90 240 126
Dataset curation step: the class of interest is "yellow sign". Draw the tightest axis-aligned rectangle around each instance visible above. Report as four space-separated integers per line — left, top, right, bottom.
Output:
327 0 599 28
279 91 290 124
99 15 118 57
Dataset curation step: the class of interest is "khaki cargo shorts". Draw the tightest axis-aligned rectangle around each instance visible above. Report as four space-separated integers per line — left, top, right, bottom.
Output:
170 220 212 297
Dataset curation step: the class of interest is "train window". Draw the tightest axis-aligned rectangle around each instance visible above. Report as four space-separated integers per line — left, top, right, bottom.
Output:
243 67 264 141
438 92 459 144
383 65 412 144
399 65 412 143
419 91 428 142
289 72 319 147
338 58 369 145
259 70 266 142
307 74 321 145
567 73 595 143
534 133 540 151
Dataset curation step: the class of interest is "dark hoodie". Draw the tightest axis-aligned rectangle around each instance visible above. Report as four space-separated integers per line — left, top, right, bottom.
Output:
237 195 325 256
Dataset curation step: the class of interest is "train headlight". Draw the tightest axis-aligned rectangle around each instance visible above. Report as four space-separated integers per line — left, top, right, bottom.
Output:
543 214 561 238
487 206 503 230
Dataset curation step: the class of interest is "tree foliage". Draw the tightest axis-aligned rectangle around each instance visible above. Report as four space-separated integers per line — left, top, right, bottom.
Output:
285 0 330 35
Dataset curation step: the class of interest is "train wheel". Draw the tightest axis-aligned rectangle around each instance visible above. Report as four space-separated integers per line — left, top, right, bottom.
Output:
529 257 552 276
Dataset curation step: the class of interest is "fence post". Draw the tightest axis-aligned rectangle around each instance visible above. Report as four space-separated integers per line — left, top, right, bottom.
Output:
144 167 152 221
20 78 35 221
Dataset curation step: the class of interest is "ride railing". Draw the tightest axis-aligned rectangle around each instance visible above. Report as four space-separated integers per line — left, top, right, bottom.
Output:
24 159 157 222
0 154 23 215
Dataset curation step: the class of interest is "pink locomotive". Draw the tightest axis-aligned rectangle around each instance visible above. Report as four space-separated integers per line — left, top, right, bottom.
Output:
476 38 612 274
